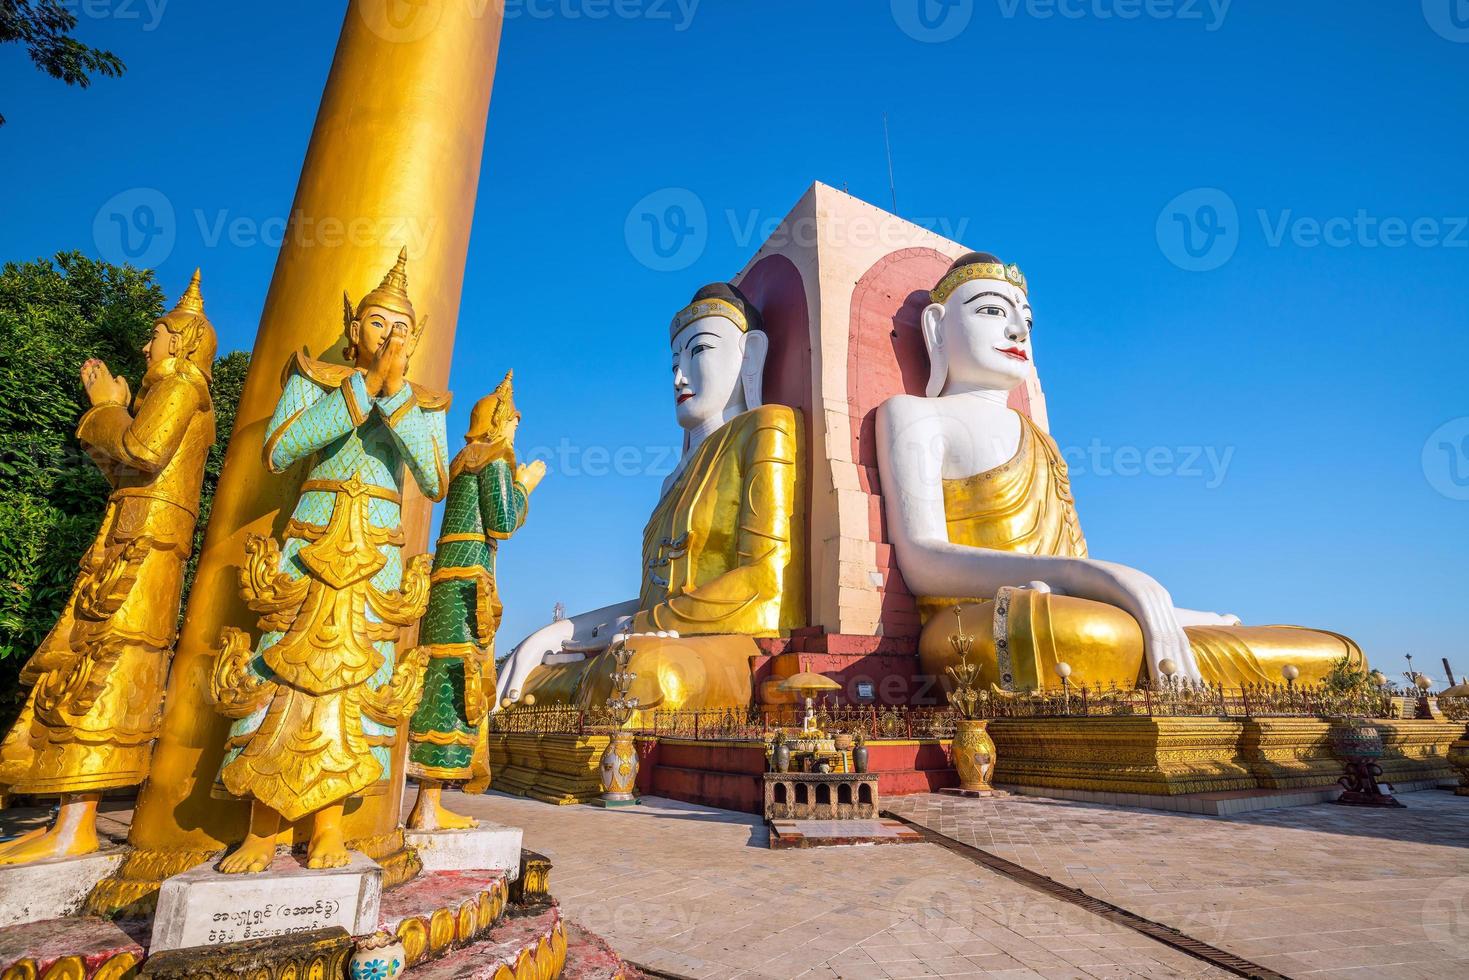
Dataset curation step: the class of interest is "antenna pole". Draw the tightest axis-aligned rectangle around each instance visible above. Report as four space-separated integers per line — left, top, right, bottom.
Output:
883 113 899 216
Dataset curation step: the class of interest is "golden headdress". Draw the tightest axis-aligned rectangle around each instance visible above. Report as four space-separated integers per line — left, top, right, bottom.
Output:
342 247 428 360
669 282 763 341
466 371 518 443
931 251 1028 305
157 268 218 379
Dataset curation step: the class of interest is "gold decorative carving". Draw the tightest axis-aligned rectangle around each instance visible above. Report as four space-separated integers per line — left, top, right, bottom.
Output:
136 925 351 979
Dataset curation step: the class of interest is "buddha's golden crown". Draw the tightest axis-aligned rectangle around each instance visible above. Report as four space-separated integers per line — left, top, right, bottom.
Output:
669 297 749 340
932 260 1028 305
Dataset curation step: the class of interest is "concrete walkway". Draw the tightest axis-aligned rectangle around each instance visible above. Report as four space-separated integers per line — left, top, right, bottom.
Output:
887 789 1469 979
6 787 1464 978
439 792 1232 979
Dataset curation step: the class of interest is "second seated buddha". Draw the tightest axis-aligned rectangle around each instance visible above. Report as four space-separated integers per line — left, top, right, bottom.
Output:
495 284 805 715
876 252 1363 692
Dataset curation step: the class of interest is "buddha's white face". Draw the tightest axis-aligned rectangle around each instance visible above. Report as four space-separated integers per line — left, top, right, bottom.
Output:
926 279 1034 393
670 315 747 431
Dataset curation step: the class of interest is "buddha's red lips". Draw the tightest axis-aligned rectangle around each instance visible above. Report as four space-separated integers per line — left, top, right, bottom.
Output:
677 393 694 404
996 346 1029 362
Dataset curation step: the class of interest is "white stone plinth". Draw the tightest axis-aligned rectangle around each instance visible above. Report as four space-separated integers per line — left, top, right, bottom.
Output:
0 847 124 927
405 824 522 878
150 852 383 953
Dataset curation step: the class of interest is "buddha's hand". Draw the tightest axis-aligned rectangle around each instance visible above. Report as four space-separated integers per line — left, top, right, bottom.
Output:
81 358 130 407
516 459 547 494
1088 562 1201 683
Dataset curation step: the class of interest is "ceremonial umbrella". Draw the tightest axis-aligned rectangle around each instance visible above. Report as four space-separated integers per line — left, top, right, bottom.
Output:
778 672 842 695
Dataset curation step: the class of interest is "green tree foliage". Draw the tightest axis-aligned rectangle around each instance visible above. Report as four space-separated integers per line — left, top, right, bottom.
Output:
1322 654 1377 697
0 1 125 125
0 254 248 728
0 254 157 720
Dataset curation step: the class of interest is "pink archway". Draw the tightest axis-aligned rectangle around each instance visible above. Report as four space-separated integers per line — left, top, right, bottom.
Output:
737 253 813 627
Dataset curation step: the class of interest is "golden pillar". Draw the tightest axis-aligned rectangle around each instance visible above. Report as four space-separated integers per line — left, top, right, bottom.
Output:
100 0 503 908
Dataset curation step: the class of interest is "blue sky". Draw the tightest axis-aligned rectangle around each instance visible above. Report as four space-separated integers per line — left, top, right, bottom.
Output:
2 1 1466 680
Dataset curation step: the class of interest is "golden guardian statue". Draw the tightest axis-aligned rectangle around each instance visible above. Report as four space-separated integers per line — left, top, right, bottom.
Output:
209 249 449 873
0 271 217 866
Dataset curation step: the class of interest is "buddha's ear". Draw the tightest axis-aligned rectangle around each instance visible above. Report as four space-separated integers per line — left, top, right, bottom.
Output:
739 329 769 411
921 302 947 398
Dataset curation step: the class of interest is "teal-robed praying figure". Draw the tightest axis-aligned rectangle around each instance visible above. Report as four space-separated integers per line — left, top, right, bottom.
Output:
210 249 451 873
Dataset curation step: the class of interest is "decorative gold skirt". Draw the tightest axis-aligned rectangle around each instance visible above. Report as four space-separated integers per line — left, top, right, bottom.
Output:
918 592 1363 693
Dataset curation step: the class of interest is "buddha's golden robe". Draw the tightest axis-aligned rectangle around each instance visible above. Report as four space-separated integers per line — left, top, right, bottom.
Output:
0 358 214 794
917 412 1363 691
520 405 805 713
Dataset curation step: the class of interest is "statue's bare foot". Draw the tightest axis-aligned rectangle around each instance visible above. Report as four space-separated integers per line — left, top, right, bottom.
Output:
0 823 97 866
218 835 275 874
428 798 478 831
407 784 478 831
0 827 47 858
306 825 349 869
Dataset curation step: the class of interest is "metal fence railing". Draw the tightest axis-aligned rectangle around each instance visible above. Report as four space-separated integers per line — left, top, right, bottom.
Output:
486 686 1461 741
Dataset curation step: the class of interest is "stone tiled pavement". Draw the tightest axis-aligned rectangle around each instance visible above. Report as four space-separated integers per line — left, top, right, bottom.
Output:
887 789 1469 979
440 792 1232 980
6 789 1465 978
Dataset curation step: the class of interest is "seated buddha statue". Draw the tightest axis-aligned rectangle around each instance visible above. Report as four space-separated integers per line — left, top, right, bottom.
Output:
876 252 1363 692
495 283 805 714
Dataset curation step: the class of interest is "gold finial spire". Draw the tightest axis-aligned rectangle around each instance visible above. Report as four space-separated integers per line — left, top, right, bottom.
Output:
379 246 410 296
489 370 515 427
173 268 205 316
466 370 518 443
355 246 415 320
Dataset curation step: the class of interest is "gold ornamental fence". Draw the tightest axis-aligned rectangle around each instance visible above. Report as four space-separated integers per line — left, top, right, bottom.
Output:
487 684 1451 741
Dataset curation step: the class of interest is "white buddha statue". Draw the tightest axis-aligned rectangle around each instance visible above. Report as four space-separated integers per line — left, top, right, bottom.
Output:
876 252 1362 691
496 283 805 712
